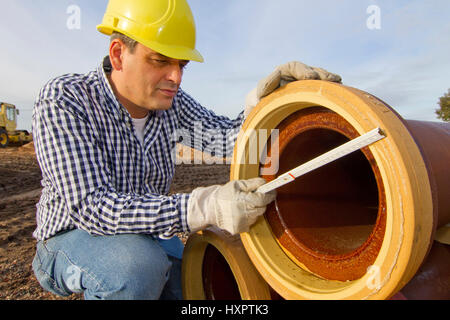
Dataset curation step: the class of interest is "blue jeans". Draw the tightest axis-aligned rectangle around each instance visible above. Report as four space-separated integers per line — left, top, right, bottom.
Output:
32 229 184 300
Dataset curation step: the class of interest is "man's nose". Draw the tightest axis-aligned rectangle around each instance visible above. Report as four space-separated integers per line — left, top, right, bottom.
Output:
166 64 183 85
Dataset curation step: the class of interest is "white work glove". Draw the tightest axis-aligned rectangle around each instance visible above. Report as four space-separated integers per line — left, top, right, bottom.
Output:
187 177 276 235
244 61 342 118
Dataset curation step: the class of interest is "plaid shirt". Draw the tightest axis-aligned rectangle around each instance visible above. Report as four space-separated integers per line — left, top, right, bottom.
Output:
32 57 244 241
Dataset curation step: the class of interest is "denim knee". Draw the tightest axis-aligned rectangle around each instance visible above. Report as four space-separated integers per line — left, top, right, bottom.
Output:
81 234 173 300
95 247 171 300
32 241 72 297
32 231 176 300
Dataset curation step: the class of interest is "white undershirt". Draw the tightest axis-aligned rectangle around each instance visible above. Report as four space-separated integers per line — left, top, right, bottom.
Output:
132 114 150 145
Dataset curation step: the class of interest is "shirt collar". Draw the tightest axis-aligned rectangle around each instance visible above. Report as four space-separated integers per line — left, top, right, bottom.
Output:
97 56 124 117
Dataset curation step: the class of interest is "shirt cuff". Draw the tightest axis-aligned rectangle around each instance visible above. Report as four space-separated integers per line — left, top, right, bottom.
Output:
178 193 191 233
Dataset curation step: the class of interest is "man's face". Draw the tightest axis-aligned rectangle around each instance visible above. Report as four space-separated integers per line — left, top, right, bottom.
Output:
113 42 189 115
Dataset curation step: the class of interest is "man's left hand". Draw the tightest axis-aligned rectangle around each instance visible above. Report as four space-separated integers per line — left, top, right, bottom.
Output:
244 61 342 118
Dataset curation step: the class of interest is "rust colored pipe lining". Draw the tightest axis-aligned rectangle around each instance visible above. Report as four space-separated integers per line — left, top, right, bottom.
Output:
261 107 387 281
231 80 450 299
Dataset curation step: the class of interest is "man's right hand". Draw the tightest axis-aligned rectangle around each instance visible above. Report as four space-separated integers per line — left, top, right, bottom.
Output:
187 178 276 235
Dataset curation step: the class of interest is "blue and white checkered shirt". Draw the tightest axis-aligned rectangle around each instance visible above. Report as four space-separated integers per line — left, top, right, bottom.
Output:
32 57 244 241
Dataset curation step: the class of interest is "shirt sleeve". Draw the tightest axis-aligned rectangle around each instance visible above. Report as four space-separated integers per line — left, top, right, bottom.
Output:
175 89 245 158
33 90 190 239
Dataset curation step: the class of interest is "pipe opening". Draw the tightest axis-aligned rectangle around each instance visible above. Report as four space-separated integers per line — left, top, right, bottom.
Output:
202 244 241 300
274 128 379 256
262 107 386 281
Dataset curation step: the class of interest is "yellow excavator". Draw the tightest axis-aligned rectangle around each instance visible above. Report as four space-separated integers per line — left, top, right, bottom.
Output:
0 102 32 148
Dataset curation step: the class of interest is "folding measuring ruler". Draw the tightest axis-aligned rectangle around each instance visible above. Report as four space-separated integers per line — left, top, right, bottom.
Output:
256 127 386 194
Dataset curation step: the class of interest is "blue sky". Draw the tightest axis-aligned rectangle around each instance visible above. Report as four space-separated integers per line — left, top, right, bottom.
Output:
1 0 449 130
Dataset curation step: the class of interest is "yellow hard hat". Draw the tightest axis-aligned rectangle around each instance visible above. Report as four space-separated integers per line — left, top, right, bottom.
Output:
97 0 204 62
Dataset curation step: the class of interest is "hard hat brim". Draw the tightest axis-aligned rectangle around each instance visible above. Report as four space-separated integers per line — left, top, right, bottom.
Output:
97 24 204 63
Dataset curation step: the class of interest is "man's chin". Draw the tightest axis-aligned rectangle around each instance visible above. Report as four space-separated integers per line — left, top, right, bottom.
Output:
145 101 173 111
156 101 174 111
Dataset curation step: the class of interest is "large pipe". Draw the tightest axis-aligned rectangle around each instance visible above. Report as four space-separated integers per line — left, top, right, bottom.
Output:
231 80 450 299
398 241 450 300
182 227 277 300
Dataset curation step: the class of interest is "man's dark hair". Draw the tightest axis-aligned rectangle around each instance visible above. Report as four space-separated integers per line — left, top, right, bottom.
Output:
110 31 138 53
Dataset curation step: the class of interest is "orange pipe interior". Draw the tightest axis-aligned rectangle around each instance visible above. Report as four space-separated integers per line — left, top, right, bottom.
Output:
262 107 386 281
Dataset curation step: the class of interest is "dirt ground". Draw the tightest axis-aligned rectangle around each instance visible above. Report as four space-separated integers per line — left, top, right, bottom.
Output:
0 143 230 300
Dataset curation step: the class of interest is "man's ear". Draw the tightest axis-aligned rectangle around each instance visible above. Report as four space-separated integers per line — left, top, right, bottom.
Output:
109 39 125 72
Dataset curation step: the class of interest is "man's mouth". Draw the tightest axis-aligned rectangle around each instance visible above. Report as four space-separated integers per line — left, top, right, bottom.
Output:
159 88 178 98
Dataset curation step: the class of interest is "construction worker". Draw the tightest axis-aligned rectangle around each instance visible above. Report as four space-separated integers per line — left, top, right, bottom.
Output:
31 0 341 300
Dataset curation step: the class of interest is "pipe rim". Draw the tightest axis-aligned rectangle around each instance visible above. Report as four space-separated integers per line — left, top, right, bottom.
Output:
181 227 272 300
232 80 435 299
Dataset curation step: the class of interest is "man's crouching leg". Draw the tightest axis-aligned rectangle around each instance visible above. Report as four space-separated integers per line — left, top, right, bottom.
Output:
32 229 180 300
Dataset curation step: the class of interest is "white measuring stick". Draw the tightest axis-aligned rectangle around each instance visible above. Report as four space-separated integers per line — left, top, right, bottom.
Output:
256 127 386 194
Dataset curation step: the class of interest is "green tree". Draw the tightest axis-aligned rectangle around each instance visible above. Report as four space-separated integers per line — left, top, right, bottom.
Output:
435 89 450 122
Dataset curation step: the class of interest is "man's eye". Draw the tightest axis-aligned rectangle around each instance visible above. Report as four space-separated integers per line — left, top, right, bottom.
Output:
149 58 168 66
